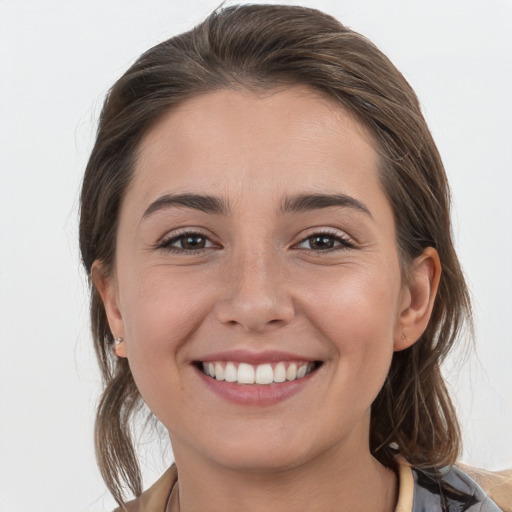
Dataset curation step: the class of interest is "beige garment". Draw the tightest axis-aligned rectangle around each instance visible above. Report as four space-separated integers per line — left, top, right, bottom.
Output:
115 462 512 512
116 465 176 512
458 463 512 512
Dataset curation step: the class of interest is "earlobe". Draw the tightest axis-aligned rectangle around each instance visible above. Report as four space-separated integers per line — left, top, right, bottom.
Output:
91 260 127 357
113 337 127 358
394 247 441 351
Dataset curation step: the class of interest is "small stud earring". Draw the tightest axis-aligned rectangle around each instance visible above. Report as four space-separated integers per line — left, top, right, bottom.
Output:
113 337 124 357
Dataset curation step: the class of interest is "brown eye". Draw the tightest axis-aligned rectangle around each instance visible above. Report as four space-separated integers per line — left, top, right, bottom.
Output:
180 234 207 250
308 235 336 250
295 231 354 251
159 231 217 253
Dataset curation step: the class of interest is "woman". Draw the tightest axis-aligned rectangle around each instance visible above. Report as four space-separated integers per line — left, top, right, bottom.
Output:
79 4 509 511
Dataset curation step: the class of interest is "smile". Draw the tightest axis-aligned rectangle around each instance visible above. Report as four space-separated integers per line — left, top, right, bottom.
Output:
200 361 318 385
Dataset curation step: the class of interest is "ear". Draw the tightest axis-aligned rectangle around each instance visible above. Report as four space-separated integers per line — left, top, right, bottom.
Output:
394 247 441 351
91 260 128 358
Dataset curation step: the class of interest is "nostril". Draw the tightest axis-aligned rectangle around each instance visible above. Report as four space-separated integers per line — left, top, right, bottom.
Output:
214 293 295 332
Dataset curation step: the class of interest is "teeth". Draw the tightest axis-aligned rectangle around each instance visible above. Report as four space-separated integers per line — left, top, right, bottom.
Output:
224 362 238 383
286 363 297 381
238 363 255 384
274 362 286 382
296 365 307 379
255 364 274 384
215 362 224 381
201 360 316 385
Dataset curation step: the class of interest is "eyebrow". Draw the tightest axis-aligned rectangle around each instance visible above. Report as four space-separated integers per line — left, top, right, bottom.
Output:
142 193 230 220
280 193 372 217
141 192 371 220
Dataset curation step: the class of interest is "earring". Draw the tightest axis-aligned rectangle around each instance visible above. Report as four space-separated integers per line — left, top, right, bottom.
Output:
112 337 124 357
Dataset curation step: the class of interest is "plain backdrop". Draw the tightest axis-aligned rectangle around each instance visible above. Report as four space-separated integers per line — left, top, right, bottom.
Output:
0 1 511 510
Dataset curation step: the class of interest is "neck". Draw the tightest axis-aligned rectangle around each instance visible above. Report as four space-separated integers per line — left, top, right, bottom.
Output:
170 439 397 512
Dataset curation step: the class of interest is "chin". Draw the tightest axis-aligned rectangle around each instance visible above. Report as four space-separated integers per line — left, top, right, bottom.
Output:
192 423 324 474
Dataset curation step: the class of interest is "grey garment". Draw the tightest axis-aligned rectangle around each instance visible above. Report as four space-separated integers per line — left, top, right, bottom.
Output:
412 465 502 511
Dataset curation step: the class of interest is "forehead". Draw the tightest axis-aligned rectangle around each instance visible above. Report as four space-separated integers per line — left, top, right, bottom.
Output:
133 86 381 198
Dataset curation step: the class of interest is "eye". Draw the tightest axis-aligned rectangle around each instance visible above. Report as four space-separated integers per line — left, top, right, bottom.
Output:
295 231 354 251
158 230 218 253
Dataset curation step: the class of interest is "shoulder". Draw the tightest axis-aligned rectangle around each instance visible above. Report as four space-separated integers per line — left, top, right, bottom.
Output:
457 464 512 512
411 464 508 511
112 464 177 512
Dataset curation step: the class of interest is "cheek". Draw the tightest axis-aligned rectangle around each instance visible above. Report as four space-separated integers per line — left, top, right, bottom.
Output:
121 265 210 342
298 263 400 371
118 268 214 397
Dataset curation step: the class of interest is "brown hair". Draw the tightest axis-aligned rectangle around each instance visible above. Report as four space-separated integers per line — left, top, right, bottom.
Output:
79 3 472 506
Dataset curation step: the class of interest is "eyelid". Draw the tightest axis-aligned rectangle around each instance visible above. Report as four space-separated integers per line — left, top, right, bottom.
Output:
154 226 355 253
292 227 355 251
156 227 221 252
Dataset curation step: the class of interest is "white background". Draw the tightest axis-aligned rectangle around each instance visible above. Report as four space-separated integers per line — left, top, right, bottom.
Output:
0 1 511 510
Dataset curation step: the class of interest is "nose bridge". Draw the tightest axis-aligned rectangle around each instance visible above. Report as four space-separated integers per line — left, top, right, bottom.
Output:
215 239 294 331
236 244 279 298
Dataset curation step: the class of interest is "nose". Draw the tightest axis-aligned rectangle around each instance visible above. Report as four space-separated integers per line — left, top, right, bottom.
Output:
213 249 295 333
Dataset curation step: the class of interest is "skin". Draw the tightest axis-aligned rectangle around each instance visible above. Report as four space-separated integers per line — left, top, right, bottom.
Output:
94 86 441 512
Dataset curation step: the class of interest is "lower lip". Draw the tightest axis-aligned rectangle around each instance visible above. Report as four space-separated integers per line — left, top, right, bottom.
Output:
195 366 318 406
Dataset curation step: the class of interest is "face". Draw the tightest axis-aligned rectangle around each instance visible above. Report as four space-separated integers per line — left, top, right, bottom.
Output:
96 86 436 473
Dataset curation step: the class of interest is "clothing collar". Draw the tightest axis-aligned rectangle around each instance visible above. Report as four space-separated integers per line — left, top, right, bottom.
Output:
118 460 415 512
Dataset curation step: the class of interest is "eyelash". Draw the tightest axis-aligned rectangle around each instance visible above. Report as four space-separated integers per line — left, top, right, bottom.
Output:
157 229 355 254
293 229 355 252
157 229 218 254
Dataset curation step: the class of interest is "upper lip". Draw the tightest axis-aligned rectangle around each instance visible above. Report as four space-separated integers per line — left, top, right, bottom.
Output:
196 350 319 365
